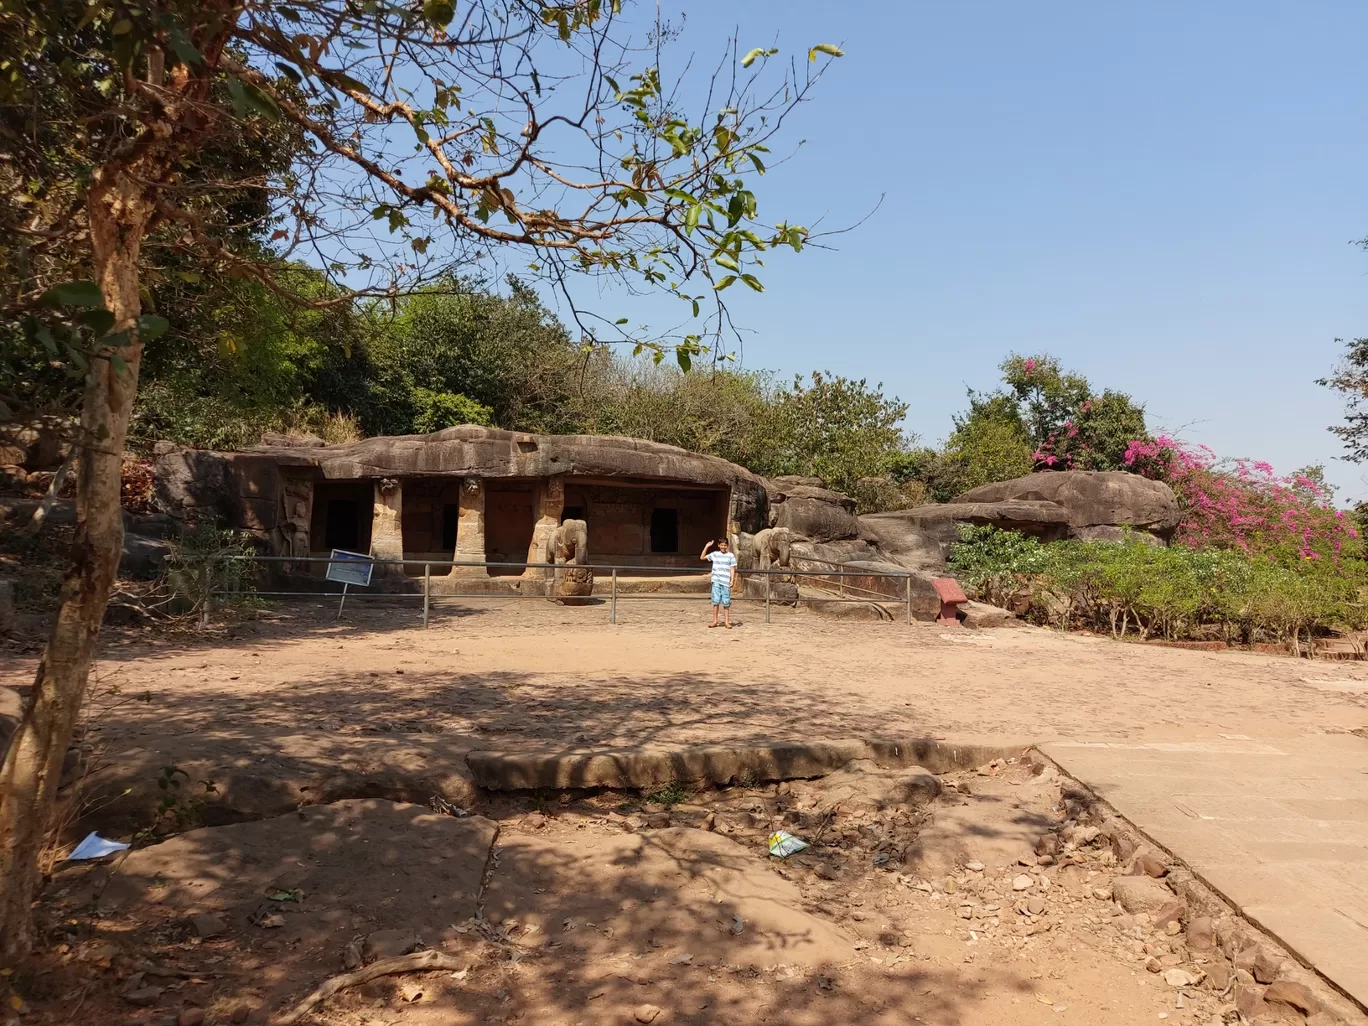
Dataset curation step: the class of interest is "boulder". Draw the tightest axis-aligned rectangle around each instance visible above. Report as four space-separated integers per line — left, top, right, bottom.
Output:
0 420 67 470
120 534 171 580
959 600 1016 629
789 539 882 565
862 500 1071 569
955 471 1180 538
1263 980 1320 1017
767 475 826 491
765 481 856 513
1111 875 1176 915
773 495 862 543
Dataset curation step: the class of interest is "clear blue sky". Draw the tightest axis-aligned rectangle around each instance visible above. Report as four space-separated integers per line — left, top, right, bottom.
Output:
576 0 1368 498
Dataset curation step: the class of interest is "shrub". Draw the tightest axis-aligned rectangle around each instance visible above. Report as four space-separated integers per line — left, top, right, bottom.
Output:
411 390 493 433
1123 436 1361 562
948 525 1368 649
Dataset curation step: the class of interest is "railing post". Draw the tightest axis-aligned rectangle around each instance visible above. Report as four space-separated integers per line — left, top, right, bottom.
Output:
423 563 431 629
200 561 212 630
610 568 618 624
906 573 913 625
765 570 771 624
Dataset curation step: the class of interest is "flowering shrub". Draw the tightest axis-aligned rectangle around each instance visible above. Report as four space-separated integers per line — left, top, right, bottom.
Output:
1122 436 1360 562
999 354 1148 473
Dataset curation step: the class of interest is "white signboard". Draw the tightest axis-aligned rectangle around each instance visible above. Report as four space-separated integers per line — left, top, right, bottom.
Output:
325 550 373 617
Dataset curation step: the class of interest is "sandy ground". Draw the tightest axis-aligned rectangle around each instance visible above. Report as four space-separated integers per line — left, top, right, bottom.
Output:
20 754 1287 1026
5 597 1366 755
4 598 1368 1026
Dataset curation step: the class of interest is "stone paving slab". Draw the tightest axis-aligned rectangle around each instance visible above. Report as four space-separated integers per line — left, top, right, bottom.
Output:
1045 734 1368 1009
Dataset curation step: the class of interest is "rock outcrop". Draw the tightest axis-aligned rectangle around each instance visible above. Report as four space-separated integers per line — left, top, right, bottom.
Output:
155 426 772 535
858 471 1182 569
955 471 1180 541
862 500 1071 570
764 478 862 543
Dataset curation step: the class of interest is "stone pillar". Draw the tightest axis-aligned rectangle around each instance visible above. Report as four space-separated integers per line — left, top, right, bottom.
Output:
371 478 404 576
453 477 486 576
526 474 565 578
281 476 313 574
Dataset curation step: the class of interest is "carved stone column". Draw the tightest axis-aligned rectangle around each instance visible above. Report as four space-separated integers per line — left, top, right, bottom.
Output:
371 477 404 575
453 477 486 576
526 474 565 578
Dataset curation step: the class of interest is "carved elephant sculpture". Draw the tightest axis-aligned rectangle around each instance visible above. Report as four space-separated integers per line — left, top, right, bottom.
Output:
547 518 593 604
751 526 793 571
548 518 588 565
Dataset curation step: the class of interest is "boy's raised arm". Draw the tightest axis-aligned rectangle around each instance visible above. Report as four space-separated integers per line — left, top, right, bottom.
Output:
700 539 714 560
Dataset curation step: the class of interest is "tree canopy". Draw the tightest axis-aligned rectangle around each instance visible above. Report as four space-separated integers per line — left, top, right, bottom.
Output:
0 0 847 965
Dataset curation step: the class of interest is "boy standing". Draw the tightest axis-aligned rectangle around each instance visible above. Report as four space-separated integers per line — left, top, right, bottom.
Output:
701 537 738 628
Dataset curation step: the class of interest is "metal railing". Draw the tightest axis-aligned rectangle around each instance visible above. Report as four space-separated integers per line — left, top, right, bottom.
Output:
210 554 920 627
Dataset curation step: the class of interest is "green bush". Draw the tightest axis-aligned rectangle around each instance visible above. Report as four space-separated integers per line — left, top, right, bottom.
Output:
411 389 493 433
947 525 1368 650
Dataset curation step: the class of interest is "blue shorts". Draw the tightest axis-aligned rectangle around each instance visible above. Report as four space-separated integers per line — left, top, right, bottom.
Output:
711 581 732 606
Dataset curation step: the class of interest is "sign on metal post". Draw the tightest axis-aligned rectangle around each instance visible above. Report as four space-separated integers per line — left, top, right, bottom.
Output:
325 549 374 618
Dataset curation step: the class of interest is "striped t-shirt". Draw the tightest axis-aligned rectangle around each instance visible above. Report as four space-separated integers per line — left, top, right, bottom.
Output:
707 550 737 586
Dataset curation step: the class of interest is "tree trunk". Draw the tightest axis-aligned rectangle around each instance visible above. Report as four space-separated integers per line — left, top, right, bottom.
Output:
0 169 150 966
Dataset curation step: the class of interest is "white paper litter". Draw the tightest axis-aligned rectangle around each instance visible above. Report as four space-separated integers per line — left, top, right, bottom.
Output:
767 831 810 858
66 832 130 861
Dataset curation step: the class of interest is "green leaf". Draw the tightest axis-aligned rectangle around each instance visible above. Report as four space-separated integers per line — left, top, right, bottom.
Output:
76 1 109 31
684 203 700 234
111 18 132 34
713 275 736 291
34 325 58 358
111 352 128 376
808 43 844 61
78 308 115 334
748 153 766 174
676 348 692 372
691 299 700 317
740 273 764 292
741 48 767 68
614 317 629 325
41 281 104 308
714 253 739 272
226 77 249 118
136 314 170 340
168 26 202 65
275 61 302 84
423 0 455 28
241 83 282 121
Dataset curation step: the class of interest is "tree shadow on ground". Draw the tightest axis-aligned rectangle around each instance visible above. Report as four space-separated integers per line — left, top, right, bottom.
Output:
31 795 1044 1026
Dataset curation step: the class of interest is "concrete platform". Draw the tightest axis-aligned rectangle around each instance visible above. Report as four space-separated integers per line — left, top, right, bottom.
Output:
1045 733 1368 1009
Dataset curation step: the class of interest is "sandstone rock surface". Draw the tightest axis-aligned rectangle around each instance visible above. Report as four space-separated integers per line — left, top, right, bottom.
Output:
955 470 1180 536
156 426 771 534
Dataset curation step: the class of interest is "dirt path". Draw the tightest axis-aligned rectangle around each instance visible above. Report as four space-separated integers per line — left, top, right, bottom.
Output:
6 602 1368 1025
5 600 1364 756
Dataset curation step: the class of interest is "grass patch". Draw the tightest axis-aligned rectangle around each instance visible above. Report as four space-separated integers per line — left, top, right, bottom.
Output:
645 780 692 807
